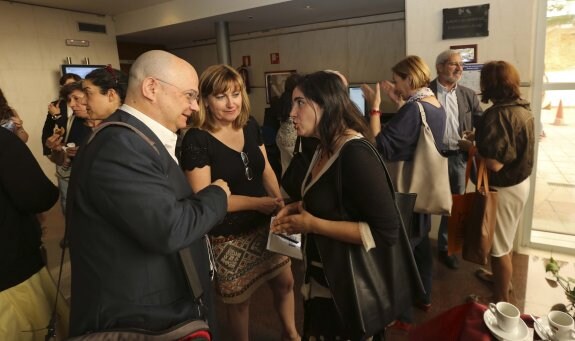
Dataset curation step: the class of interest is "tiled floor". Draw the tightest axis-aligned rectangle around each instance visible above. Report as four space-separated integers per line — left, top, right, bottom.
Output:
42 204 575 340
533 104 575 236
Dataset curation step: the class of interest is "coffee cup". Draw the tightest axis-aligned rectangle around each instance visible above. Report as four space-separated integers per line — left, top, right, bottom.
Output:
489 302 520 332
548 310 574 341
62 142 76 153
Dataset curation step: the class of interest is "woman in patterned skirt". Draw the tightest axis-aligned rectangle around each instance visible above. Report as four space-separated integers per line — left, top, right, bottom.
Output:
180 64 299 341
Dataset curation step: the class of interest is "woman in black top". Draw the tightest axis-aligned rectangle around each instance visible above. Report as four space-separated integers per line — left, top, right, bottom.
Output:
272 71 401 340
180 64 299 341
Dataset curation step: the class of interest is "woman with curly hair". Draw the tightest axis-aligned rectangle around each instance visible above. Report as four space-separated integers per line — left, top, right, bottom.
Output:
0 87 29 143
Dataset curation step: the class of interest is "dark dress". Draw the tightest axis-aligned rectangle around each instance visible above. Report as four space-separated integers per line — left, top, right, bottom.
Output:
180 117 269 236
180 117 289 304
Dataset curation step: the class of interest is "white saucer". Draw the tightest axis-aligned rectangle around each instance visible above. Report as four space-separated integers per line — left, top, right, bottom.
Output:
484 309 529 341
535 316 575 340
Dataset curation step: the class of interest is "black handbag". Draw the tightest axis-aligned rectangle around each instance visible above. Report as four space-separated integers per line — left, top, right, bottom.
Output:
312 138 424 338
281 136 310 201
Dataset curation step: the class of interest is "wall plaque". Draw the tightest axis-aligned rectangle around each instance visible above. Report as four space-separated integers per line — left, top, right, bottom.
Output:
443 4 489 39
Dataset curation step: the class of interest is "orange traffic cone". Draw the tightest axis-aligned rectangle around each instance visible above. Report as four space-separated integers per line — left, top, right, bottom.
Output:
553 100 564 126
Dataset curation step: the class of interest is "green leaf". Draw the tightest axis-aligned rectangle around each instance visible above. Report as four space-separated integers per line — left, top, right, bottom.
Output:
546 257 561 274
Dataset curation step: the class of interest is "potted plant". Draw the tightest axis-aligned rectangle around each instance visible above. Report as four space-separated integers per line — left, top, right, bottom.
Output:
545 256 575 317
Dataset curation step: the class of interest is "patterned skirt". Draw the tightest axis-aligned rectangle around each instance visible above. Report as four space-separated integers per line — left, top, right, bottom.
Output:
210 225 290 304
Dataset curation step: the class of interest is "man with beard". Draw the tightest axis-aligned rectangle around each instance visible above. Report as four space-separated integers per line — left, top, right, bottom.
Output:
430 50 482 270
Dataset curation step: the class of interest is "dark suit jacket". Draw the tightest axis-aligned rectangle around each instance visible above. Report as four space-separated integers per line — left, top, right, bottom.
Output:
67 109 227 337
430 79 483 134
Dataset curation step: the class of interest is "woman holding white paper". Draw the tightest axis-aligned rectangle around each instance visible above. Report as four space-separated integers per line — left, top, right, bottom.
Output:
272 71 402 340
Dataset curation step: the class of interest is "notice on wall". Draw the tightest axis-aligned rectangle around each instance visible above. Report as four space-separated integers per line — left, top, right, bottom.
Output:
443 4 489 39
460 64 483 94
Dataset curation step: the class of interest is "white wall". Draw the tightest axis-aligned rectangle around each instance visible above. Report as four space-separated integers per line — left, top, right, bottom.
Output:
0 2 120 182
405 0 537 100
171 12 406 123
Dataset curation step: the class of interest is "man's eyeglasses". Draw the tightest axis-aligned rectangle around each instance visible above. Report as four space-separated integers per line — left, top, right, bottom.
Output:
154 78 199 104
240 152 254 181
445 62 464 67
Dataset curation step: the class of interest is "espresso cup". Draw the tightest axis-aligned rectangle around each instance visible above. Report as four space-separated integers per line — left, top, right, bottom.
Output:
548 310 574 341
489 302 520 332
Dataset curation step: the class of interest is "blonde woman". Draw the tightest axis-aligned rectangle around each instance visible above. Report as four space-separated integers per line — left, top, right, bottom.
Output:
362 55 447 328
180 64 299 341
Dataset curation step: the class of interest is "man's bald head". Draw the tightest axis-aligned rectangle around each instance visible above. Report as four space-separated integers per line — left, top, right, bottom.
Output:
128 50 197 94
324 69 348 87
125 50 200 132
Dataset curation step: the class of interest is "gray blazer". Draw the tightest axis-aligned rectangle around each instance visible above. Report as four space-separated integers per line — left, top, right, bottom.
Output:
430 78 483 134
67 110 227 337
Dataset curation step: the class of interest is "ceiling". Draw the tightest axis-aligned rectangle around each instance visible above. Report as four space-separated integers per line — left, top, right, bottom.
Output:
9 0 404 47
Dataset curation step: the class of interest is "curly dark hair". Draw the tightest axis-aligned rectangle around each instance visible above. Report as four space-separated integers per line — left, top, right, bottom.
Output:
84 66 128 102
59 73 81 86
294 71 373 155
0 88 16 121
59 81 84 100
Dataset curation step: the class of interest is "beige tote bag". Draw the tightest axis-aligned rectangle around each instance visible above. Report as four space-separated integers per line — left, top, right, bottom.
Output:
386 101 452 215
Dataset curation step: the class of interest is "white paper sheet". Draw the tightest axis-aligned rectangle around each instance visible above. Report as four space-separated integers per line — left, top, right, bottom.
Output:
266 216 303 260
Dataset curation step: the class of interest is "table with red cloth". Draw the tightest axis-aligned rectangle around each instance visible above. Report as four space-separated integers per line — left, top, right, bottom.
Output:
408 302 541 341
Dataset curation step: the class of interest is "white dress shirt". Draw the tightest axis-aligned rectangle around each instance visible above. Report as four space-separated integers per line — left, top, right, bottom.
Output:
120 104 179 164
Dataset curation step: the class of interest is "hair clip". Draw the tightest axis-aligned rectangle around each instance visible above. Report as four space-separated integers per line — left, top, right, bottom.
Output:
105 64 118 86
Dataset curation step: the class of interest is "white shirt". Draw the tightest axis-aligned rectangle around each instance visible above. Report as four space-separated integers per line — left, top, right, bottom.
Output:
437 82 461 150
120 104 179 164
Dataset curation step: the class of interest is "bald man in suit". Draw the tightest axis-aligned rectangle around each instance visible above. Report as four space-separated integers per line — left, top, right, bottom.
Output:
67 50 230 337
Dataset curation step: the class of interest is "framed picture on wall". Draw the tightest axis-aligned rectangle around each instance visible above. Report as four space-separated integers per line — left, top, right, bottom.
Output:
265 70 296 104
450 44 478 63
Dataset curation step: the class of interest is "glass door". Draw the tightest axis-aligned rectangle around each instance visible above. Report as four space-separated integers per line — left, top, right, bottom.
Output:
527 0 575 252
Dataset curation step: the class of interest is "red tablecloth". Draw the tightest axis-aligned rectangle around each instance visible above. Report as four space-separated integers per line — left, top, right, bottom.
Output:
408 302 537 341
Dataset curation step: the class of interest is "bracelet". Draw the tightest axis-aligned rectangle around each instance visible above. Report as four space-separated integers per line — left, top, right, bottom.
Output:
369 109 381 116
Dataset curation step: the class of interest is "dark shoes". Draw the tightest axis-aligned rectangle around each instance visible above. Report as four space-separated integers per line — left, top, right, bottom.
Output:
438 250 459 269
